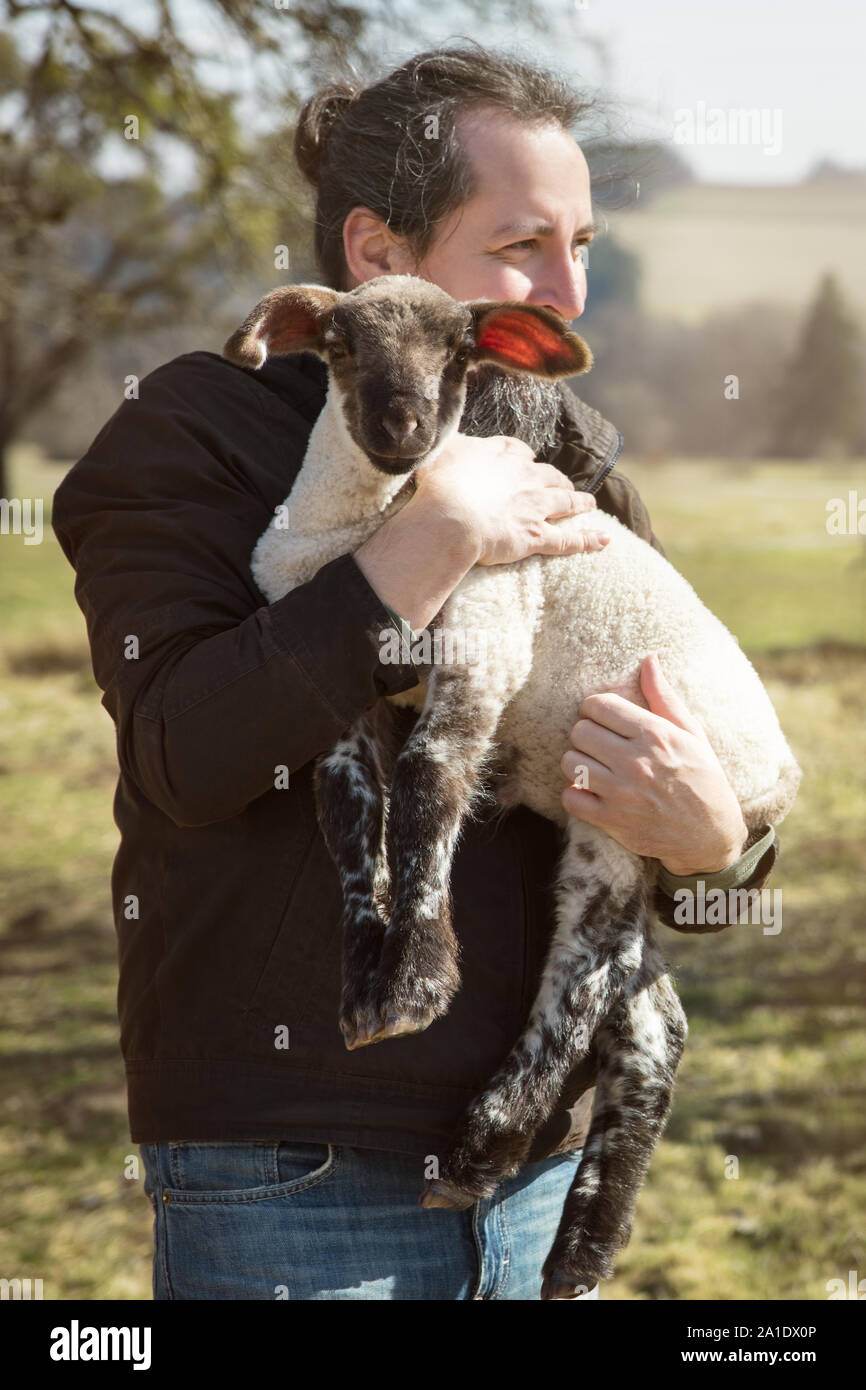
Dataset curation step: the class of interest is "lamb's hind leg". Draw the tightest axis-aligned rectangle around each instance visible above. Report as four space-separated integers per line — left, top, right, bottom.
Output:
541 958 688 1299
349 663 504 1047
421 826 646 1209
314 703 405 1050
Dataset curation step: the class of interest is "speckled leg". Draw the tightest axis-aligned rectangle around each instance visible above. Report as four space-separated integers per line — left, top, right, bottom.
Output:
541 966 687 1298
421 826 646 1207
351 663 505 1046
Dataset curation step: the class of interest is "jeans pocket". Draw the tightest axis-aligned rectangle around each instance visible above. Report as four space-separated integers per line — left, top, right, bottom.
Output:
163 1139 339 1203
275 1141 338 1187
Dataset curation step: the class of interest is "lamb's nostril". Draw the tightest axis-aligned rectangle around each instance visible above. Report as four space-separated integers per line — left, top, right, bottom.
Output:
381 411 419 446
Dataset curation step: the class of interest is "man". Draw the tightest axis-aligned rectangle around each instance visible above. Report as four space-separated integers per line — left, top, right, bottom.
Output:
51 43 778 1300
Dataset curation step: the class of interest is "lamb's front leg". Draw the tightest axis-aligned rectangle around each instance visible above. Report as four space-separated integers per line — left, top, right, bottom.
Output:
349 664 505 1047
314 704 403 1050
421 826 646 1208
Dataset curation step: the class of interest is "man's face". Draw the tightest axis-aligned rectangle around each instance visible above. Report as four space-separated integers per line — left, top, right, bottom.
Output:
427 109 595 456
347 106 596 458
410 107 594 320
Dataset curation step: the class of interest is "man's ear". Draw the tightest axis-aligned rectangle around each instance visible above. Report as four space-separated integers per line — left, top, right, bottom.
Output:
466 301 592 378
222 285 343 368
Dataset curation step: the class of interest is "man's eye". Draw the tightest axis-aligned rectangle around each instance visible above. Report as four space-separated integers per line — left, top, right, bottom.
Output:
500 240 591 259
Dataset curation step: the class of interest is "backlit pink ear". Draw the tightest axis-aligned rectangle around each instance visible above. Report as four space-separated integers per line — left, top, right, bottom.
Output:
469 303 592 378
223 285 341 368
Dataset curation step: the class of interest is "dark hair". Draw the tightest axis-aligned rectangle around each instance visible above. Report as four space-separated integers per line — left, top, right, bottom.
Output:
293 40 599 290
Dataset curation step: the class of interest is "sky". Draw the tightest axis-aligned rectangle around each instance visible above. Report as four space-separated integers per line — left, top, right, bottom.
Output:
356 0 865 185
568 0 865 183
15 0 863 188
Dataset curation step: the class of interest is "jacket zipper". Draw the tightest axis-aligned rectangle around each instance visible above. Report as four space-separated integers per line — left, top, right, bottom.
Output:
585 430 624 495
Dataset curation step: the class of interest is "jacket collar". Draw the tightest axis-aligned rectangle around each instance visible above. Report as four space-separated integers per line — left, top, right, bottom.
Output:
254 354 622 492
548 384 624 494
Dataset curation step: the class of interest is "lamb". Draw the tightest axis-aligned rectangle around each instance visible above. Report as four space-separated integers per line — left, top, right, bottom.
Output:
222 274 801 1299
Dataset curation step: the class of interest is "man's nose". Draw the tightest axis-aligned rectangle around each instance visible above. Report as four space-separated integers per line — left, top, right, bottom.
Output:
536 256 587 322
540 286 585 322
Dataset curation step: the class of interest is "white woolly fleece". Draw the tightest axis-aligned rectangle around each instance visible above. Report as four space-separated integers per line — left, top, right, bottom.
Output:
253 381 801 840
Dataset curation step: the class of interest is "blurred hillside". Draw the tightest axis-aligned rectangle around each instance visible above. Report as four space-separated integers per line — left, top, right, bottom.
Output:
564 161 866 462
611 170 866 323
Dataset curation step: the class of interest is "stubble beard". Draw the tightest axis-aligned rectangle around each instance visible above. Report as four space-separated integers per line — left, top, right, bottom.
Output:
459 362 564 459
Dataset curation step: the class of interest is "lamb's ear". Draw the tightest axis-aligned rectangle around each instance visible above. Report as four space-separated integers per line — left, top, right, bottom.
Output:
466 301 592 378
222 285 342 368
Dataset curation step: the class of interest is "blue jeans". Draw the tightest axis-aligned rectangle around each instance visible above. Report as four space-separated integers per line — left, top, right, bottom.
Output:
139 1139 600 1301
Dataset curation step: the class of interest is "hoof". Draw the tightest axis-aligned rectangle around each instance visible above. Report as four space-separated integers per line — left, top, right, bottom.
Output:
341 1009 436 1051
419 1178 477 1211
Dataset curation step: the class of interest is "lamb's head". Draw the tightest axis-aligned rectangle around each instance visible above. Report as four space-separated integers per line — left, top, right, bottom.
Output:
222 274 592 476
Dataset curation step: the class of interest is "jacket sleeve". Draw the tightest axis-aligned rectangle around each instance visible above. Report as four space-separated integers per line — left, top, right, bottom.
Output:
593 467 780 933
653 824 779 933
51 353 423 829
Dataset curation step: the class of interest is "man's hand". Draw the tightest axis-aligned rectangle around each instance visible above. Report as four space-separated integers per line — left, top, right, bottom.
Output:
560 653 749 875
414 433 609 567
357 434 609 635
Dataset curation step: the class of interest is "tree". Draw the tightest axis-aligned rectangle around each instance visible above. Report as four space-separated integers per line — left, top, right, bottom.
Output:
1 1 270 494
770 271 863 458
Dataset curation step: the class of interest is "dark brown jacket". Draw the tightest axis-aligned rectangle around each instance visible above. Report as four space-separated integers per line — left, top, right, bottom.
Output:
51 348 778 1159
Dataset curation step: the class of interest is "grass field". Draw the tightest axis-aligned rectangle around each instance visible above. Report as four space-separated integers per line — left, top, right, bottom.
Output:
611 177 866 323
1 444 864 1300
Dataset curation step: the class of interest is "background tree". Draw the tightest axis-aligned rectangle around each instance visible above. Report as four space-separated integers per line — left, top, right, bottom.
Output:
0 0 294 496
769 271 863 458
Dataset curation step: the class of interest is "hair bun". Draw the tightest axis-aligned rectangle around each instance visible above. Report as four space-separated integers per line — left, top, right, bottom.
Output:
294 82 356 188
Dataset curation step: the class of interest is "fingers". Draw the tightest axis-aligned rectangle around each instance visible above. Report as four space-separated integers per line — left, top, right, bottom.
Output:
639 653 708 739
560 747 616 794
561 782 612 827
536 518 610 555
576 691 654 738
564 720 627 771
542 487 598 520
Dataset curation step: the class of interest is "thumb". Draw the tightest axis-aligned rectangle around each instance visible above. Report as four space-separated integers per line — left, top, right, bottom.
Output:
640 652 706 738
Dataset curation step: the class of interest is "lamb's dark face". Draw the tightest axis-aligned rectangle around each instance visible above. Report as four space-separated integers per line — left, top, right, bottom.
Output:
324 288 475 475
221 274 593 477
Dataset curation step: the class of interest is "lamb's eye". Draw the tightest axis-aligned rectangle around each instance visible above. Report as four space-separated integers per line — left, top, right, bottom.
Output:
328 340 349 360
453 344 471 367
